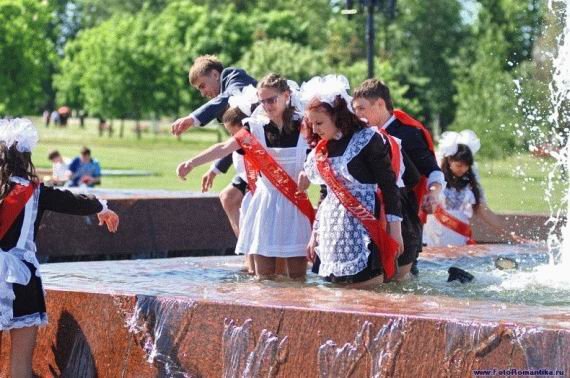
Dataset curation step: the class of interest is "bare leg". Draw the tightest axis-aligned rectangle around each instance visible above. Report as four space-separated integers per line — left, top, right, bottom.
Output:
244 254 255 275
219 185 243 237
285 257 307 280
395 263 412 281
10 326 38 378
253 255 276 280
345 274 385 290
275 258 288 276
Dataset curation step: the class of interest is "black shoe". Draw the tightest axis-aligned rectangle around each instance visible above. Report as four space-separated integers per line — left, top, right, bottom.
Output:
447 267 474 284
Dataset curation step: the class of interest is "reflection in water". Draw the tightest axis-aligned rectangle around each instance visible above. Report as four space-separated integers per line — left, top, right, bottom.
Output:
41 245 570 307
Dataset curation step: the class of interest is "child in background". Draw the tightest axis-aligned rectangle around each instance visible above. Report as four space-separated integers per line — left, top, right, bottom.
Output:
424 130 521 246
45 150 70 187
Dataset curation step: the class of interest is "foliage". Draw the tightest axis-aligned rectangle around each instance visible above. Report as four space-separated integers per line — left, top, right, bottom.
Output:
0 0 55 115
451 11 522 158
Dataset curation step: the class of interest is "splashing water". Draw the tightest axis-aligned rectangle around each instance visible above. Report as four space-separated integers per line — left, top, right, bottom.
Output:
504 0 570 290
547 0 570 260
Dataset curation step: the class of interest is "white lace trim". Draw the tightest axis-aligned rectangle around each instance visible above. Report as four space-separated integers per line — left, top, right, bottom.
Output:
9 176 31 185
0 312 48 331
336 128 376 185
98 199 108 213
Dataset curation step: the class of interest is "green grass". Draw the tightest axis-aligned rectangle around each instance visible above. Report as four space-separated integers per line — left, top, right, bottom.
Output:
29 116 564 214
32 116 236 193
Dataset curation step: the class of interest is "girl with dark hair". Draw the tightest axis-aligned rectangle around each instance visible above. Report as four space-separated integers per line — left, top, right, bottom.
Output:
301 75 403 287
0 119 119 377
424 130 521 246
177 74 313 280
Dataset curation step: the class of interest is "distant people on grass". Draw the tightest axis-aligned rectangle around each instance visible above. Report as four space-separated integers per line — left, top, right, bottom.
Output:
45 150 70 187
50 110 60 126
68 147 102 187
58 106 71 126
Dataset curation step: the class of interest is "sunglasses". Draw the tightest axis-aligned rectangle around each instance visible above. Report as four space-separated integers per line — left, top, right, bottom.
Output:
259 95 279 105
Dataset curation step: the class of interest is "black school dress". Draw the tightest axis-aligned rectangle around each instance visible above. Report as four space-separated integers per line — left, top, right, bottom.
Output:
0 177 104 330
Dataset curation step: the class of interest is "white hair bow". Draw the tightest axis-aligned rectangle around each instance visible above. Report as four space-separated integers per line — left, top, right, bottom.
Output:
299 75 354 113
439 129 481 157
228 85 259 116
0 118 39 152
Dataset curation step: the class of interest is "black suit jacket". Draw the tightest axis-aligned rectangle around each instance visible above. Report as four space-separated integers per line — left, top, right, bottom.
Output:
191 67 256 174
192 67 257 126
385 118 440 187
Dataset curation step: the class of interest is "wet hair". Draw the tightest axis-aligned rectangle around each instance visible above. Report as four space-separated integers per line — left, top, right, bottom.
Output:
257 73 298 138
305 96 367 138
0 143 38 201
352 79 394 112
48 150 61 160
189 55 224 85
441 144 482 208
222 106 248 128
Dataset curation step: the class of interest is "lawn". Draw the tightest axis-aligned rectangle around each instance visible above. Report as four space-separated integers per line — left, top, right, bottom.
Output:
30 116 563 214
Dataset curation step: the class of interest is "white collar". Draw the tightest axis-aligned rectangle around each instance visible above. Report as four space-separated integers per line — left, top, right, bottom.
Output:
380 115 396 130
9 176 30 185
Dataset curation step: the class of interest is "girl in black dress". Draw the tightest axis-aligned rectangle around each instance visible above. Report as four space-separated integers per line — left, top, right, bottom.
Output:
0 118 119 377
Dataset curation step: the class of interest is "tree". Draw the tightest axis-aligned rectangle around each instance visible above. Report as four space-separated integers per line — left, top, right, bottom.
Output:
238 39 326 84
477 0 545 67
56 12 163 125
387 0 468 128
0 0 55 115
451 12 522 158
339 58 422 116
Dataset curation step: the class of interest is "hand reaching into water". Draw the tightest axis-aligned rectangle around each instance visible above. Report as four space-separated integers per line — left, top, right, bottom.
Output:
201 170 217 192
97 209 119 233
306 232 318 263
171 116 194 136
387 221 404 257
422 185 443 214
176 160 194 181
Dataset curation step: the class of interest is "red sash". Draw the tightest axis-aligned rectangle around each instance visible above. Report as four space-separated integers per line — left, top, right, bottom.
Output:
374 128 402 237
315 140 399 280
243 156 258 193
0 183 36 239
377 128 401 180
393 109 436 223
434 206 476 245
234 128 315 224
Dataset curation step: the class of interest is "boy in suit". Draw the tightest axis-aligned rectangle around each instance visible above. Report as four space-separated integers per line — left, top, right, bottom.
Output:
352 79 445 276
171 55 257 236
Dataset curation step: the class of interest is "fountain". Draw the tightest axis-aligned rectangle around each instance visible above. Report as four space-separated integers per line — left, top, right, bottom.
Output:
1 2 570 377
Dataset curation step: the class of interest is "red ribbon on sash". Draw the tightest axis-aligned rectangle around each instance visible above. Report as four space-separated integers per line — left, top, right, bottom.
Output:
433 205 476 245
315 139 399 280
234 128 315 225
393 109 436 223
0 183 36 239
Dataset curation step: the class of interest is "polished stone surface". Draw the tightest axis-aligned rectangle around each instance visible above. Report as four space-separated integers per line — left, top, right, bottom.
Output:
34 189 553 262
37 191 236 261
